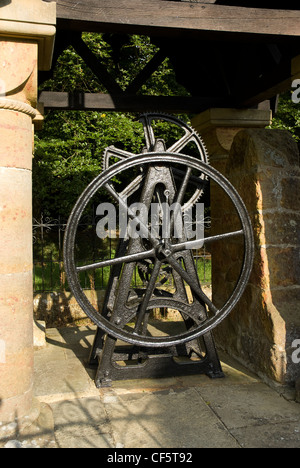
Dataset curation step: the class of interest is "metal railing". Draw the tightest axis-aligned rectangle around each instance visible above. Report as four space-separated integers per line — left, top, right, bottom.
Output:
33 213 211 293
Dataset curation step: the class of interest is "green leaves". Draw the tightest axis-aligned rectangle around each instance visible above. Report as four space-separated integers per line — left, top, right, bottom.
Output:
34 33 189 218
34 32 299 219
270 92 300 142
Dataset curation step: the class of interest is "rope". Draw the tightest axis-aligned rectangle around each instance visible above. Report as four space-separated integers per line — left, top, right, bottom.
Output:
0 98 37 119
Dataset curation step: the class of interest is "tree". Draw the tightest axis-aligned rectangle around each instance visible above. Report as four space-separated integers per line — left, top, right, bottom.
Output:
34 34 188 218
270 91 300 143
34 33 299 218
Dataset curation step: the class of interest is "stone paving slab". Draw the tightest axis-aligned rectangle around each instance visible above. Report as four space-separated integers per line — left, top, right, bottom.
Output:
31 326 300 449
50 397 114 449
231 421 300 449
103 388 240 449
196 382 300 429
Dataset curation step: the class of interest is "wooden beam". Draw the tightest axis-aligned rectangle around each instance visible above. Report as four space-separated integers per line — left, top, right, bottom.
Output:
39 91 229 113
56 0 300 41
125 49 167 94
239 54 300 107
292 55 300 79
70 35 123 94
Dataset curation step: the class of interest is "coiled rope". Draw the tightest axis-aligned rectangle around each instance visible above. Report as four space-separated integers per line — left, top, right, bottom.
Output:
0 98 37 119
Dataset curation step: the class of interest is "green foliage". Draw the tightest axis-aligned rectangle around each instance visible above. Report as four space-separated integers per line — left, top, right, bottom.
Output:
34 34 188 218
34 33 300 219
33 111 146 217
270 92 300 142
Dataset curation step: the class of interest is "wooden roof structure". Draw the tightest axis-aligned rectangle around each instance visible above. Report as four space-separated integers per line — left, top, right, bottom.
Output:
40 0 300 114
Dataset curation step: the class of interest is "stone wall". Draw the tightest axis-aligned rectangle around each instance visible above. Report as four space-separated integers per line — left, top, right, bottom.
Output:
33 290 106 327
212 129 300 385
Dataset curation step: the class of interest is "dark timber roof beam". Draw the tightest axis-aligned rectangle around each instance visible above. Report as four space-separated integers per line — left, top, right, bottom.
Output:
56 0 300 42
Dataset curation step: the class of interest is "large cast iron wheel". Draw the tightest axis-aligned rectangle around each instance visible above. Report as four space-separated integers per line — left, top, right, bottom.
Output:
64 152 254 347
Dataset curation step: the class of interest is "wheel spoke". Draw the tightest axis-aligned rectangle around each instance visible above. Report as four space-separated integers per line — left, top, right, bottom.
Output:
172 167 207 188
119 174 145 199
168 131 194 153
169 167 192 237
104 146 135 165
173 229 244 252
140 115 156 151
104 146 145 198
76 248 155 272
175 167 192 206
105 182 160 248
166 255 219 316
134 258 162 334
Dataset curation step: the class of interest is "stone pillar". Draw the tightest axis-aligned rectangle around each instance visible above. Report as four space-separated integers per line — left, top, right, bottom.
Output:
222 129 300 386
0 0 55 426
193 109 272 174
192 109 300 385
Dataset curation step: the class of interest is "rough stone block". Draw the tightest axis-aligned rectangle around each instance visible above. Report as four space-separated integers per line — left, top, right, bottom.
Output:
281 177 300 211
212 128 300 385
263 212 300 246
228 129 299 171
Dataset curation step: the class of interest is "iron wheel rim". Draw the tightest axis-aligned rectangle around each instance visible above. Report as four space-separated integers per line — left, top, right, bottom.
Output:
63 152 254 347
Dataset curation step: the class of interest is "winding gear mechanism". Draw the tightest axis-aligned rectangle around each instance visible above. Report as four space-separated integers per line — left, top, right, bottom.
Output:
64 114 254 387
